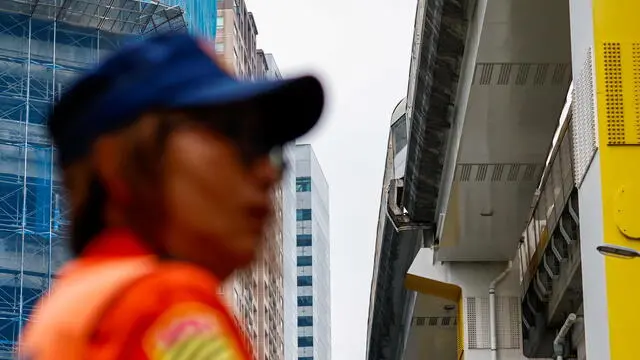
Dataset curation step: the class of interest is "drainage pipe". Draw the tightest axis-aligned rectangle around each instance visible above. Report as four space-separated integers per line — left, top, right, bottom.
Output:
553 313 577 360
489 261 513 360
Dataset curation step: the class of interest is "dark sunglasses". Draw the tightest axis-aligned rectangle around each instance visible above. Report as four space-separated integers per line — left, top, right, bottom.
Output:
160 107 289 174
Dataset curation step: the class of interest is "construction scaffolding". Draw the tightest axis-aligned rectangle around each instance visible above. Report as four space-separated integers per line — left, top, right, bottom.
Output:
163 0 217 39
0 1 186 357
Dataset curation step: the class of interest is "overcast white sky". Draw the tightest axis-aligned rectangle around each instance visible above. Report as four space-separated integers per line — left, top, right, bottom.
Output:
244 1 417 359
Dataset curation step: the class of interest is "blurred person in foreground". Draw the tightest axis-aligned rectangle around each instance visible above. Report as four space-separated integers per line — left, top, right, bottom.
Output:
18 32 324 360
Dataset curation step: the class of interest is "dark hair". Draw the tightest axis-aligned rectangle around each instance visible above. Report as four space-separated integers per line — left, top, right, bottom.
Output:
65 112 178 256
69 176 107 256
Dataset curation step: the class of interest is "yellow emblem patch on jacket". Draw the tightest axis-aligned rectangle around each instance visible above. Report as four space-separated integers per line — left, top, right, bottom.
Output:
143 302 243 360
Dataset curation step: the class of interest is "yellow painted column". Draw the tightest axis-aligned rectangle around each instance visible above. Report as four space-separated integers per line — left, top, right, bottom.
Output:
592 0 640 358
404 275 463 359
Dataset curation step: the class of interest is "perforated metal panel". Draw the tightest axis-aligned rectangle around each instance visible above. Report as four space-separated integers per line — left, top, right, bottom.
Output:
603 42 625 144
571 47 598 187
411 316 458 328
465 297 521 350
634 44 640 140
466 297 490 349
473 63 570 86
455 163 543 182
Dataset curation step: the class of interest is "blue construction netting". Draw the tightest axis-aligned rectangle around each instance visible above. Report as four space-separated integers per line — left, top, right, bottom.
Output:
0 0 187 356
0 14 134 358
162 0 217 39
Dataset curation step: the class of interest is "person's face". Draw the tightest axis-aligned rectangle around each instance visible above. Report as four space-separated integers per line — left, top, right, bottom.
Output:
158 108 282 275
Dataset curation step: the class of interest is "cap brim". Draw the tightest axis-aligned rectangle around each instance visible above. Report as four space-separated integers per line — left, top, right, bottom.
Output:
168 75 324 145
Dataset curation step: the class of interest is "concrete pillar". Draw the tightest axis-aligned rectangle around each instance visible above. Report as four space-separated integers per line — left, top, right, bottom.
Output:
407 249 529 360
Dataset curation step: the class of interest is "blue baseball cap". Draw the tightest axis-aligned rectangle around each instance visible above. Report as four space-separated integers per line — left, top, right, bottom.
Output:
48 32 324 167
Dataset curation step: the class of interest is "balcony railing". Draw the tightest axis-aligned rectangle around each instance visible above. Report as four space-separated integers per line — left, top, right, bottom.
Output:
518 85 575 295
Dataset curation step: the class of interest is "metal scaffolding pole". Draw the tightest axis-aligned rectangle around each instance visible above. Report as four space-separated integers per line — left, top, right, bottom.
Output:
47 16 57 291
16 16 32 355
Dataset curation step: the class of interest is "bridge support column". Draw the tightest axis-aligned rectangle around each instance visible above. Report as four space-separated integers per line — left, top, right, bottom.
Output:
406 249 524 360
570 1 640 359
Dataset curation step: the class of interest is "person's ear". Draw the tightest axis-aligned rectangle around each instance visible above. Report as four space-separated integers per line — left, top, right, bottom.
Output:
91 135 131 206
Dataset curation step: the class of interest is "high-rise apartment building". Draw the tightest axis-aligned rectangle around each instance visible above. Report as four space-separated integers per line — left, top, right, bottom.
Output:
258 51 300 360
295 145 331 360
282 143 298 360
215 0 259 79
261 52 300 360
251 50 288 360
212 3 290 359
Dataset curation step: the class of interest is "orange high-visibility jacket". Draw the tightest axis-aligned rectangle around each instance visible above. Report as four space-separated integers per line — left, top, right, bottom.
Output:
19 229 252 360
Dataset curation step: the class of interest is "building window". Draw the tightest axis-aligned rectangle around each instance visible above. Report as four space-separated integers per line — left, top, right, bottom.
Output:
391 115 408 154
296 234 312 247
296 176 311 192
297 256 312 267
296 209 311 221
298 336 313 347
297 266 312 276
298 296 313 306
298 286 313 296
215 42 224 53
299 358 313 360
217 16 224 28
297 276 312 286
297 316 313 327
296 246 312 256
298 326 313 337
298 306 313 316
